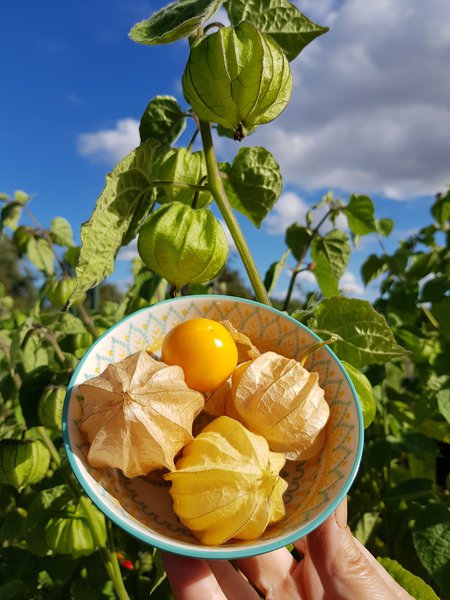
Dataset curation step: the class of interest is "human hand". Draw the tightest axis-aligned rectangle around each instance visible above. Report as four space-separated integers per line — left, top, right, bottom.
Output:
162 497 413 599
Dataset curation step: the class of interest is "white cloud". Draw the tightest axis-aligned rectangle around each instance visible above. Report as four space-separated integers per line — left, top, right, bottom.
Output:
77 118 139 164
339 271 365 297
117 238 139 261
247 0 450 199
265 192 309 234
218 219 237 253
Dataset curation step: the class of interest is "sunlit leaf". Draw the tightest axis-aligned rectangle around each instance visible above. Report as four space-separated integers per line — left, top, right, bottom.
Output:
130 0 222 45
221 147 282 227
140 96 186 145
378 557 440 600
68 139 160 307
311 230 350 297
49 217 75 247
341 361 376 428
313 297 405 368
344 194 376 236
226 0 328 61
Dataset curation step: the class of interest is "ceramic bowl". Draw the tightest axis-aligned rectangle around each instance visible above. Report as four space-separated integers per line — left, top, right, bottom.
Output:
63 295 363 559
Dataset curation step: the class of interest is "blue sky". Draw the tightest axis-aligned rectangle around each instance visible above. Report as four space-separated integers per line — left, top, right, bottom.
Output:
1 0 449 302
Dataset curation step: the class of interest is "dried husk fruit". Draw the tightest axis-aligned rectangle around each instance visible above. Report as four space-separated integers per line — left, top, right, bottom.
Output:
137 202 228 291
153 147 211 207
230 351 330 461
219 320 261 363
182 22 292 140
79 350 204 477
164 416 287 545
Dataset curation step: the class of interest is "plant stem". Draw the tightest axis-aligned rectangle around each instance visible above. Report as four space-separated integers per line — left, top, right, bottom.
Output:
37 427 130 600
198 120 271 305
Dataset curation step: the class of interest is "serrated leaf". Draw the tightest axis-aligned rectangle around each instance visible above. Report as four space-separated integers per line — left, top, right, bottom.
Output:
340 361 376 428
413 505 450 595
313 297 405 368
26 237 54 275
344 194 376 235
264 249 290 295
311 230 350 297
361 254 388 285
1 202 22 231
50 217 75 247
377 557 440 600
140 96 186 145
376 217 394 237
226 0 328 61
129 0 222 45
221 147 282 227
285 224 311 262
68 139 160 307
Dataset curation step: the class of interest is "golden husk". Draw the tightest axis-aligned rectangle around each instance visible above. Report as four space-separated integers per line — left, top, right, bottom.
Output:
79 351 204 478
219 320 261 363
230 351 330 461
164 416 288 545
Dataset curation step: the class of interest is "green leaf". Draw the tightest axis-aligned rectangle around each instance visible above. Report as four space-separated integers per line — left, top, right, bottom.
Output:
431 298 450 340
42 311 88 336
50 217 75 247
221 147 282 227
24 485 73 556
376 217 394 236
388 431 441 457
285 224 310 262
1 202 22 231
26 237 55 275
344 194 377 236
431 189 450 226
413 505 450 595
129 0 222 45
140 96 186 146
340 361 376 428
311 230 350 297
0 580 26 600
420 275 450 302
437 389 450 424
382 478 434 502
22 333 49 373
361 254 388 285
313 297 406 368
226 0 329 61
264 249 290 295
69 139 160 307
377 557 440 600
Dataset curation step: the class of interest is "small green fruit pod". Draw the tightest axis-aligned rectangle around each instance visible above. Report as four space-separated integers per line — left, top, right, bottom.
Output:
154 147 211 208
182 21 292 140
38 385 66 431
137 202 228 291
0 439 51 491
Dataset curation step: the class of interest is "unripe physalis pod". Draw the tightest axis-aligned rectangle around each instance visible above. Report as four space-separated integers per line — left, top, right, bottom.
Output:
231 351 330 461
80 351 204 477
0 439 51 491
38 385 66 431
182 22 292 141
137 202 228 291
161 318 238 392
153 147 211 208
164 416 288 545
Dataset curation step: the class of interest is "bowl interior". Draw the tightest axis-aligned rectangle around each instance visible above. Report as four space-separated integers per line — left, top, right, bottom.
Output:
63 295 363 559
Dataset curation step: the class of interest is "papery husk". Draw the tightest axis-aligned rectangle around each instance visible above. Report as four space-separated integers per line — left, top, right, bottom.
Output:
219 320 260 363
164 416 288 545
231 352 329 461
79 351 204 478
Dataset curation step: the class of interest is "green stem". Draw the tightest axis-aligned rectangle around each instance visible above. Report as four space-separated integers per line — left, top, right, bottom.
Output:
299 337 337 367
151 180 207 192
37 427 130 600
198 120 271 305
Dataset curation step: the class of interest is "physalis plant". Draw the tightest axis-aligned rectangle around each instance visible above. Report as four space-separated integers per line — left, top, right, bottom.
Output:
79 318 329 545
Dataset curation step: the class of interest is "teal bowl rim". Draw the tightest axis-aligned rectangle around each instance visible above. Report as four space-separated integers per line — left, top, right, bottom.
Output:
62 294 364 559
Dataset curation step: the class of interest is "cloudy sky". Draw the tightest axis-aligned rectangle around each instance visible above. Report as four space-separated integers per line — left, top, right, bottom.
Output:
1 0 449 300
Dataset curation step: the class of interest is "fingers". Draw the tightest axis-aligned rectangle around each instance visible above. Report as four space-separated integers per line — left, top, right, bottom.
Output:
306 511 411 600
162 552 227 600
235 547 302 599
207 560 261 599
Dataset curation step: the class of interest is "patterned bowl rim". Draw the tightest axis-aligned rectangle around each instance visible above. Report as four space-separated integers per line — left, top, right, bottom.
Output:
62 294 364 559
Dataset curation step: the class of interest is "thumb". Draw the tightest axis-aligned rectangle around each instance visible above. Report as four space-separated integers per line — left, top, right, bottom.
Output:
306 503 412 600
